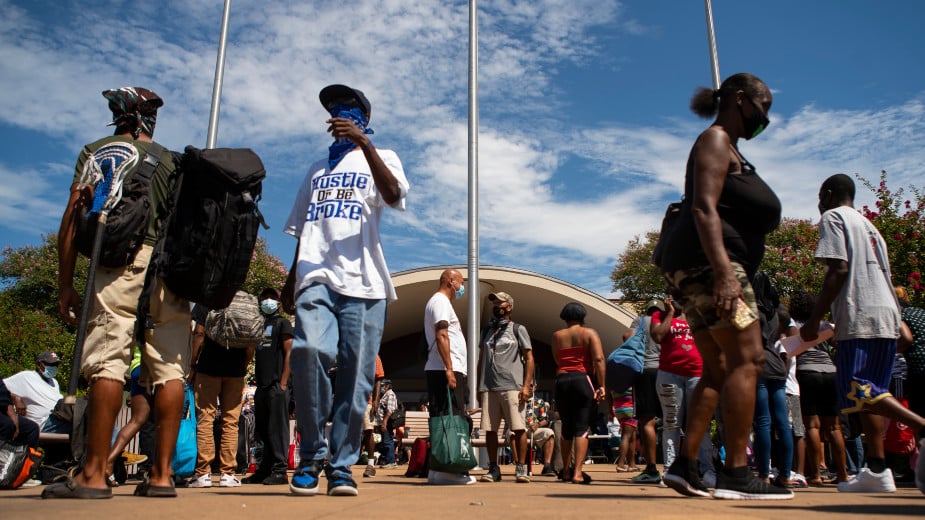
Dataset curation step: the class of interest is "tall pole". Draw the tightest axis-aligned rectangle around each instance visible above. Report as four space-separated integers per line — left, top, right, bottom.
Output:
206 0 232 149
466 0 480 408
704 0 721 90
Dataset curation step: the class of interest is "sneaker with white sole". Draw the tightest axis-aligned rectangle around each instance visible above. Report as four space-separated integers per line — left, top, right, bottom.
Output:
326 475 359 496
290 459 322 496
188 473 213 488
20 478 43 488
515 463 530 483
789 472 808 488
219 473 241 487
428 470 477 485
837 468 896 493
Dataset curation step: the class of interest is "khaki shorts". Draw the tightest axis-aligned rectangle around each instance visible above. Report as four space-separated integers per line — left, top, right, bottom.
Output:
363 403 377 431
532 426 554 446
479 390 526 432
82 245 192 390
664 261 758 334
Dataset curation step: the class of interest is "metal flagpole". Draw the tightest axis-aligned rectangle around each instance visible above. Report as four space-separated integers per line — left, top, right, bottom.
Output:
704 0 721 90
466 0 480 410
206 0 232 149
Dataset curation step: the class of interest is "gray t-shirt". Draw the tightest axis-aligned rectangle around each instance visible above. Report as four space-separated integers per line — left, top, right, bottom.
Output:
815 206 900 341
632 316 662 370
478 322 532 392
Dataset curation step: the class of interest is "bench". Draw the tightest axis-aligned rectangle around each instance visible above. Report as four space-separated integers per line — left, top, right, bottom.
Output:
400 410 508 447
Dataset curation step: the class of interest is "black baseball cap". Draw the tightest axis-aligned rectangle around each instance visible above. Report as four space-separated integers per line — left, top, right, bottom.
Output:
319 84 371 117
36 351 61 365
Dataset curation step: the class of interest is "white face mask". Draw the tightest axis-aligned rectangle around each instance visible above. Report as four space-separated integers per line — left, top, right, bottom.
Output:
260 298 280 315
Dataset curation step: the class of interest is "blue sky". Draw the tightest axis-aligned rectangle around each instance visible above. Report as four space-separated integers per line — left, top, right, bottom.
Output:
1 0 923 297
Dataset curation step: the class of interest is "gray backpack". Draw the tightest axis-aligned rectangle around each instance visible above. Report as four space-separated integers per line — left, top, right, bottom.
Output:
204 291 263 349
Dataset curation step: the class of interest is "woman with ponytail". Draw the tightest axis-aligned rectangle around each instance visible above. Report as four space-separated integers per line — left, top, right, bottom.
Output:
657 73 790 500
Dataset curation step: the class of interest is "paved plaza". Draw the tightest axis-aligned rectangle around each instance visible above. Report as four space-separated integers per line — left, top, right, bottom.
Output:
3 464 923 519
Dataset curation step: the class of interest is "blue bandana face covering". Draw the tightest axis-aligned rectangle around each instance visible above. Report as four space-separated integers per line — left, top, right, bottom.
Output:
328 104 374 170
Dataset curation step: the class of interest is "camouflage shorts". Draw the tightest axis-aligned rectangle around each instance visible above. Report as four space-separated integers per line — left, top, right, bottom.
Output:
663 262 758 334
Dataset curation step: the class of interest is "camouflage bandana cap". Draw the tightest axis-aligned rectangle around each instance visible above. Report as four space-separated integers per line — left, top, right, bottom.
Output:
102 87 163 138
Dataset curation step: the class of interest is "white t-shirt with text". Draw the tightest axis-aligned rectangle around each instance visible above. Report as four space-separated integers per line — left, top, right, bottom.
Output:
284 148 409 302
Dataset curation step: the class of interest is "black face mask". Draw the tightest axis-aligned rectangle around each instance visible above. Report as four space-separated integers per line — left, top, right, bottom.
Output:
740 95 770 140
492 307 506 319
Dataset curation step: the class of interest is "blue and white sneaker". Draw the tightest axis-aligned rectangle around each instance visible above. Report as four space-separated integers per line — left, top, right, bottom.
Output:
290 460 322 496
327 475 359 496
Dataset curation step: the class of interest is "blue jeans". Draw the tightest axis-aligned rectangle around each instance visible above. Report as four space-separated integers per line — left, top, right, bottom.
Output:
656 370 714 474
290 282 387 480
754 378 793 479
380 427 395 464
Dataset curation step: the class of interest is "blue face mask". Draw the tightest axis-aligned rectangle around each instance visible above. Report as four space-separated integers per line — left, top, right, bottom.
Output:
454 284 465 300
327 104 374 170
43 365 59 379
260 299 279 315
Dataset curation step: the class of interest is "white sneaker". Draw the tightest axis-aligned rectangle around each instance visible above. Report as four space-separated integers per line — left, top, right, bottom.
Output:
836 468 896 493
702 469 717 489
188 473 213 488
427 470 477 485
915 439 925 495
219 473 241 487
20 478 42 488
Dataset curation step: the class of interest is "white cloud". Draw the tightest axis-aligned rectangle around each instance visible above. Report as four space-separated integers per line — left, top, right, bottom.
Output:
0 0 923 297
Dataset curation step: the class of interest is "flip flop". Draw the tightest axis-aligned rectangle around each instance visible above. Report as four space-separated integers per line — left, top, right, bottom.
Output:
572 472 593 485
134 477 178 498
41 472 113 500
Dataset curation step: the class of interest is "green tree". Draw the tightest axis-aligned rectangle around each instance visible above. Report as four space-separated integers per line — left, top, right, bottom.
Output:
858 171 924 306
610 230 665 313
760 218 823 300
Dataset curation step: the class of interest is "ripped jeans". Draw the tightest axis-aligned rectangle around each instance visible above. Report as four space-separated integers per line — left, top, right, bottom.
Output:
656 369 714 475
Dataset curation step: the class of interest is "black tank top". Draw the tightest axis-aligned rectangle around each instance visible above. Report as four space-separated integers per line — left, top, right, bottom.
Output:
660 148 781 277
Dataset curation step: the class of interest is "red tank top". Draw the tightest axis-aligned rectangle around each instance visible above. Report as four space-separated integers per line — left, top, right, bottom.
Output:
556 345 591 373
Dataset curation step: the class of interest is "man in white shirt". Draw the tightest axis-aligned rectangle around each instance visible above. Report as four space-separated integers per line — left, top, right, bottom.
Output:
423 268 475 485
282 84 409 498
5 351 63 431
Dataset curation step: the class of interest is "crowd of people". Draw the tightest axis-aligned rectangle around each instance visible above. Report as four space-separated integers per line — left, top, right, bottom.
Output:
0 72 922 504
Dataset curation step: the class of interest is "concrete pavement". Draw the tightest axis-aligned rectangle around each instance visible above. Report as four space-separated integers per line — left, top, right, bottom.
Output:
3 464 923 519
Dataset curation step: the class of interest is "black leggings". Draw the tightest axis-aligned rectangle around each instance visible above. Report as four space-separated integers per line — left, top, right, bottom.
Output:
555 372 595 440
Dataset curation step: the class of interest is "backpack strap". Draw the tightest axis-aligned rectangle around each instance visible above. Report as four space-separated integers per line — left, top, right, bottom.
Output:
132 144 174 347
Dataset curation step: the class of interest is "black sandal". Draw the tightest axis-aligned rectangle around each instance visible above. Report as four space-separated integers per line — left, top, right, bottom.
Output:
134 476 178 498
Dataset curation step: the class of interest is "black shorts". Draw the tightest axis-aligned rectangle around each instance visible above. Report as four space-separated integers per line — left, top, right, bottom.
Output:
555 372 595 440
633 367 662 419
796 371 839 418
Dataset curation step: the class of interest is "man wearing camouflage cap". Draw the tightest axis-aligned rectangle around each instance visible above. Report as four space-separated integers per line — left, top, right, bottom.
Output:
477 291 535 483
49 87 191 499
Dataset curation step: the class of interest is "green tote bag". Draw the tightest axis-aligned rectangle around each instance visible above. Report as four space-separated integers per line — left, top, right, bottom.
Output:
427 388 477 473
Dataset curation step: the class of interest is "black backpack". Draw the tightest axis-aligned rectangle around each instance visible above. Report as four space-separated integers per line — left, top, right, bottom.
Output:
75 142 164 267
388 399 406 430
134 146 267 344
